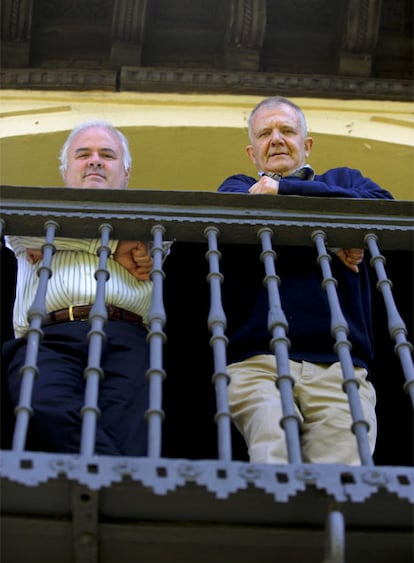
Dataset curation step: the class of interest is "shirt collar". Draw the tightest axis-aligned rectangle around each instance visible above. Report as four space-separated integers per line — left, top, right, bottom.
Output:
259 164 315 181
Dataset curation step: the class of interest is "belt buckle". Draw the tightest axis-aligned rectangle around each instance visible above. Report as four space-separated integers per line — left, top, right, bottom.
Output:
68 304 88 321
69 304 75 321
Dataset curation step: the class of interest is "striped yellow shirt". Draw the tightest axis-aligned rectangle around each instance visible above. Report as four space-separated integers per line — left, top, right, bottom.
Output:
6 236 153 338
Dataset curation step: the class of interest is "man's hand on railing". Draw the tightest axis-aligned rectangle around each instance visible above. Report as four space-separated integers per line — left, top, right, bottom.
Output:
26 248 43 264
114 240 153 281
248 175 279 195
334 248 364 273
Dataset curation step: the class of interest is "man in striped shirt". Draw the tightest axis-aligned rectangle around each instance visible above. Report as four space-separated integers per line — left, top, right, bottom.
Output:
4 121 153 456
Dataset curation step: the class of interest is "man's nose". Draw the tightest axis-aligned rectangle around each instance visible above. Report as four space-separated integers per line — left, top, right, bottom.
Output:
87 154 102 167
270 129 283 143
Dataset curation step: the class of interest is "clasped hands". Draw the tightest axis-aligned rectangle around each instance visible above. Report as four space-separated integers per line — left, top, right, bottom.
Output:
113 241 152 281
26 240 153 281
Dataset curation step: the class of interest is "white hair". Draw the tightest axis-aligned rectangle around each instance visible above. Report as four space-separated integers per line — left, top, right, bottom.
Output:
247 96 308 140
58 120 132 176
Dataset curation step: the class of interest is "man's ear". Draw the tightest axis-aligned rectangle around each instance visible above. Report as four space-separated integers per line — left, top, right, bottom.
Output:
304 136 314 158
124 167 131 186
246 145 256 164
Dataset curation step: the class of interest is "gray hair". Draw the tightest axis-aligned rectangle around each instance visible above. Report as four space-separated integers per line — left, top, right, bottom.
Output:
58 120 132 176
247 96 308 140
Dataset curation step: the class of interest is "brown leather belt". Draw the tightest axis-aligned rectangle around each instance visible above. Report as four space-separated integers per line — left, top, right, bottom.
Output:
44 304 143 325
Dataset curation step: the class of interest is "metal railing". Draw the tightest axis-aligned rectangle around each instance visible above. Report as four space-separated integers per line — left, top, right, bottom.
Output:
1 185 413 563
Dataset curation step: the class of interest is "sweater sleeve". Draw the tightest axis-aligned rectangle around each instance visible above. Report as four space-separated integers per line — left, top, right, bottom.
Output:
217 174 256 193
279 167 394 200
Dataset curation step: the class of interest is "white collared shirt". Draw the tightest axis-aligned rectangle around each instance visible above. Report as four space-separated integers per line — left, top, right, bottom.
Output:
6 235 154 337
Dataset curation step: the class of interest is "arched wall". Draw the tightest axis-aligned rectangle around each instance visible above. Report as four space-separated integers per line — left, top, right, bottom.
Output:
1 90 413 199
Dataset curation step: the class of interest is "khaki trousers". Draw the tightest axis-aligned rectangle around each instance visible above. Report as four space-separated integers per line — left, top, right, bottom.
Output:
227 355 377 464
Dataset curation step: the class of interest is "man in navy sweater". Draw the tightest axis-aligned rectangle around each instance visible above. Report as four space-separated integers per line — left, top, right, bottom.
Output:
218 96 394 465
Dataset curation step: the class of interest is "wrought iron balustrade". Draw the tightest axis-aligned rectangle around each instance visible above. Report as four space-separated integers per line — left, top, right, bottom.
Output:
0 185 413 563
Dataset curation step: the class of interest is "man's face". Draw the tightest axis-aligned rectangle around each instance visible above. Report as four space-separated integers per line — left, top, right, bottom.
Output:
62 126 130 189
246 103 313 177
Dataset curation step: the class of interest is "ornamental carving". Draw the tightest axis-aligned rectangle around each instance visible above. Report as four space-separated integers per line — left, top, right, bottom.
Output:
1 0 33 41
226 0 266 49
111 0 148 45
0 0 411 91
341 0 382 53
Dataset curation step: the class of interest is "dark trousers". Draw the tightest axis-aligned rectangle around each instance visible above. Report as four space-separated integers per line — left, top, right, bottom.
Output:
4 320 149 456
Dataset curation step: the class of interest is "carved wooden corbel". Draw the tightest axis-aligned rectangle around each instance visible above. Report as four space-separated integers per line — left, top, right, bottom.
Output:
110 0 148 67
1 0 34 67
223 0 267 71
339 0 382 76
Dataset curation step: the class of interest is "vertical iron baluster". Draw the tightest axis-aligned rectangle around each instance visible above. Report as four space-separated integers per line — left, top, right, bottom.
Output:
365 233 414 407
322 509 345 563
80 223 112 457
204 226 232 462
258 227 302 464
312 230 373 466
12 220 58 452
146 225 167 459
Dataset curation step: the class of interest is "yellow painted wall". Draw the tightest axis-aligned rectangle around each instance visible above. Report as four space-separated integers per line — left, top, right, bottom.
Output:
1 91 413 199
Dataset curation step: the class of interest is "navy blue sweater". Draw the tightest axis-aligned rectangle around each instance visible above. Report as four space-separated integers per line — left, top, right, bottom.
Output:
218 167 394 369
